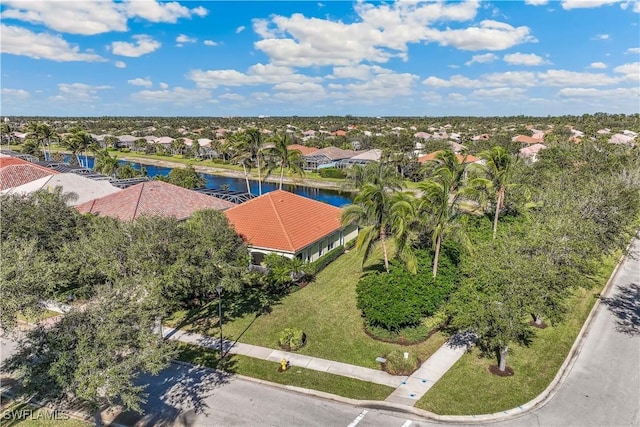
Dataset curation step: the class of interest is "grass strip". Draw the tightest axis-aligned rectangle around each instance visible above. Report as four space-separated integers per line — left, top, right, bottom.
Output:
176 343 394 401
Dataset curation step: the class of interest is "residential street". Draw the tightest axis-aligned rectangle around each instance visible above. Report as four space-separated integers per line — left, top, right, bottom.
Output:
1 236 638 427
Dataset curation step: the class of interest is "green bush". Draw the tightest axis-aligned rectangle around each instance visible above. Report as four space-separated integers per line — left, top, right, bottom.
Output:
356 250 457 331
366 322 431 345
278 327 306 351
319 168 346 179
309 245 345 274
384 350 420 375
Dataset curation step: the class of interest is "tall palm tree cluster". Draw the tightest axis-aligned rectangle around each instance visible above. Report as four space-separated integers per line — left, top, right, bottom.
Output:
342 147 519 278
226 129 305 194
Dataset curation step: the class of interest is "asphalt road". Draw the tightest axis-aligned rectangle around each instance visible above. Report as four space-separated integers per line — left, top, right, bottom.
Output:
1 237 638 427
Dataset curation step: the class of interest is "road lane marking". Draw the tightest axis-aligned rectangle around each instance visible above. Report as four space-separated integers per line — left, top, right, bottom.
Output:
401 420 412 427
347 410 368 427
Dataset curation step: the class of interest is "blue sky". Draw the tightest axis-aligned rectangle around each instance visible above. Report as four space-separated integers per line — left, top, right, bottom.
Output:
1 0 638 117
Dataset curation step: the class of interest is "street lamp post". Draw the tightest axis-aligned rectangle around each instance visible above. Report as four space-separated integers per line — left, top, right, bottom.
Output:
216 285 224 359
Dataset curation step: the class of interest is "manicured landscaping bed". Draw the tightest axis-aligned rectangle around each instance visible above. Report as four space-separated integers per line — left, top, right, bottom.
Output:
166 246 448 369
415 254 618 415
176 343 394 401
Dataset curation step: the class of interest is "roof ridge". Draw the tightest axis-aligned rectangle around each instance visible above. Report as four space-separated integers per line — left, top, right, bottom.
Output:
130 181 146 221
268 191 295 252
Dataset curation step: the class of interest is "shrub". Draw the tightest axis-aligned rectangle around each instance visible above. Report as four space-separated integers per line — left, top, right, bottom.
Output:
319 168 346 179
384 350 420 375
278 327 306 351
309 245 345 274
356 250 457 331
366 323 432 345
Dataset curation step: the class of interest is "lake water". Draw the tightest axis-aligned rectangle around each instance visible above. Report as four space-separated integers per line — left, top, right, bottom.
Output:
80 156 353 207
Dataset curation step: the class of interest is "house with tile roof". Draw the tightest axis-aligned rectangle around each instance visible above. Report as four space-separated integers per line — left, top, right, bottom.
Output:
224 190 358 265
417 151 481 164
2 173 121 206
287 144 319 156
75 180 235 221
0 157 60 190
303 147 359 171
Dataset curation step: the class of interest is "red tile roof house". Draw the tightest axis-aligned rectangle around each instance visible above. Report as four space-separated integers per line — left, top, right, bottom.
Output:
0 157 60 191
224 190 358 265
417 151 481 165
75 180 235 221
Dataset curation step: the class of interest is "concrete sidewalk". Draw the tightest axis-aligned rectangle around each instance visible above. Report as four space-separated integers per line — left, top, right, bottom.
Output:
163 326 408 388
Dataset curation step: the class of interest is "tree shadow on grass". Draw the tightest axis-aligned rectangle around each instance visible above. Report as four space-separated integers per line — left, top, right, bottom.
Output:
601 282 640 336
112 360 236 427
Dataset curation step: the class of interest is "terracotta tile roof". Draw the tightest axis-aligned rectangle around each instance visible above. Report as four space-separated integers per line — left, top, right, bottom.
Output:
224 190 343 253
75 180 235 221
512 135 544 144
0 161 60 190
417 151 480 164
287 144 319 156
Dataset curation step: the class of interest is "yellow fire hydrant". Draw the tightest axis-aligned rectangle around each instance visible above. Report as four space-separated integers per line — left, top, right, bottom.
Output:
280 358 289 372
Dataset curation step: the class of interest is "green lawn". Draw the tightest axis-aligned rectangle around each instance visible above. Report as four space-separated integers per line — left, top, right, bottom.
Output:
167 246 448 369
415 255 618 415
177 343 394 401
1 401 89 427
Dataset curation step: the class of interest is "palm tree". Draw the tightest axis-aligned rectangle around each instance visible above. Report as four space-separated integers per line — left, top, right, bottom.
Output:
67 130 98 168
94 149 120 177
265 133 305 189
246 129 265 195
25 121 47 159
36 124 59 160
340 163 402 273
474 146 519 239
228 132 253 193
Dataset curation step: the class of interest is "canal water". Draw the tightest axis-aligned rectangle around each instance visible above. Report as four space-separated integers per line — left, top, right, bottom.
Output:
79 156 353 207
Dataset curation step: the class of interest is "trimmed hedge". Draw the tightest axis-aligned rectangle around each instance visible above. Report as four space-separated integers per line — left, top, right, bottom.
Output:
319 168 346 179
309 245 345 274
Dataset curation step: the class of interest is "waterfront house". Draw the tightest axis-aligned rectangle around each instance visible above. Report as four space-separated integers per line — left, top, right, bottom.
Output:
75 180 235 221
224 190 358 265
0 156 59 191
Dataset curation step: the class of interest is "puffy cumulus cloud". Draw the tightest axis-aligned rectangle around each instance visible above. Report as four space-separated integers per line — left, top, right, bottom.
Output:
0 1 127 35
159 82 169 89
0 24 105 62
470 87 527 99
327 64 394 80
127 78 153 87
188 63 319 88
131 86 212 105
503 52 548 66
50 83 112 103
110 35 161 57
176 34 197 44
252 1 532 67
558 87 640 98
588 62 607 69
273 82 327 102
1 88 31 100
538 69 622 86
114 61 126 68
123 0 207 23
329 70 418 100
0 0 207 36
562 0 623 10
203 40 218 46
465 53 498 66
613 62 640 82
524 0 549 5
423 20 536 51
218 93 245 101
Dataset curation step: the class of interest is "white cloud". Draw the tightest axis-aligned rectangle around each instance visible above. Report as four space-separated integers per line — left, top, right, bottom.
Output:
558 87 640 98
176 34 196 44
127 78 153 87
236 25 246 34
329 70 418 100
51 83 112 103
524 0 549 5
2 88 30 100
188 63 319 88
159 82 169 89
328 65 393 80
465 53 498 66
0 24 105 62
124 0 208 23
0 0 208 36
423 20 537 51
203 40 218 46
591 34 610 40
503 52 547 66
114 61 126 68
219 93 245 101
562 0 622 10
613 62 640 82
538 69 621 86
471 87 527 99
131 87 212 105
110 35 161 57
626 47 640 54
588 62 607 69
